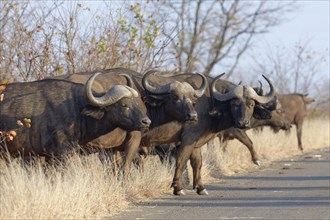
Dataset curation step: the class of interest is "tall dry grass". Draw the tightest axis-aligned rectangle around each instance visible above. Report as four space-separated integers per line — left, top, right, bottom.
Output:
0 118 329 219
0 154 174 219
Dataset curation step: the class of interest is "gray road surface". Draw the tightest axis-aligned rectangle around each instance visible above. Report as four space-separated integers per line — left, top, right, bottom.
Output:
110 147 330 220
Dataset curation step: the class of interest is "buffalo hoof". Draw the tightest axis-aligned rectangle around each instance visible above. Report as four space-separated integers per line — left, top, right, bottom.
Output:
254 160 261 166
197 188 209 195
174 189 186 196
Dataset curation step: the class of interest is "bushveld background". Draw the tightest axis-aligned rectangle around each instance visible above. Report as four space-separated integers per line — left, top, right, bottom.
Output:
0 1 329 219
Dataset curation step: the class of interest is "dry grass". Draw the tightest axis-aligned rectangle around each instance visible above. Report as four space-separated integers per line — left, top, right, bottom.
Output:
0 154 174 219
202 118 330 177
0 118 329 219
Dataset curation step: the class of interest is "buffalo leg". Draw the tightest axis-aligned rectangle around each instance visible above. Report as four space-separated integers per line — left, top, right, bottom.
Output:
220 139 229 152
172 143 194 196
190 147 208 195
296 122 303 151
114 150 122 170
233 129 260 166
122 131 142 178
98 149 122 175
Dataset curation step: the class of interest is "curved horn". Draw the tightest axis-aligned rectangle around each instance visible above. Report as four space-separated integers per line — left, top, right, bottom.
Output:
85 72 135 107
256 80 263 95
251 75 275 104
211 73 238 102
142 70 171 94
120 73 134 88
124 86 139 97
194 73 207 97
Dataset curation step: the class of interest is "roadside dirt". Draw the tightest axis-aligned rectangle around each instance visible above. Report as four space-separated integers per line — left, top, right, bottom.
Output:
110 147 330 220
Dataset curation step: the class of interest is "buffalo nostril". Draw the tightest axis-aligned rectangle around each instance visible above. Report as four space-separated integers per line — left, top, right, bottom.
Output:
141 117 151 126
187 112 198 121
237 119 250 128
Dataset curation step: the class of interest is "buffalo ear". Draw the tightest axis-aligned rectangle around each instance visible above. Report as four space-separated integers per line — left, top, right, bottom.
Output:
81 105 104 119
253 105 271 119
143 95 165 107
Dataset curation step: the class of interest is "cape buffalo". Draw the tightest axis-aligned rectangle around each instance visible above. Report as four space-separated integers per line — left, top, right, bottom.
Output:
52 68 206 175
0 72 150 161
218 99 292 166
219 93 314 167
151 96 292 169
51 69 147 173
273 93 315 151
139 72 276 195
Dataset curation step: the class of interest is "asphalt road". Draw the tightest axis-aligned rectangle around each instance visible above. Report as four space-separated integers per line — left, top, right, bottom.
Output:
111 147 330 220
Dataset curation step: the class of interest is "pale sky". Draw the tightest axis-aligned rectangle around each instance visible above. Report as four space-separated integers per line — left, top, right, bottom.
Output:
248 0 329 76
77 0 330 82
262 0 329 52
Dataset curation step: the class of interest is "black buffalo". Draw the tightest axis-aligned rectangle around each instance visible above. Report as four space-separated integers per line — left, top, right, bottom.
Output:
0 72 150 161
151 96 292 170
52 68 206 174
139 73 276 195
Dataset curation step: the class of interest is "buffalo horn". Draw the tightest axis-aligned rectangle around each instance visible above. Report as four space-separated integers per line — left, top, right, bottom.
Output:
194 73 207 97
142 70 171 94
251 75 275 104
211 73 238 102
86 72 138 107
120 73 134 88
256 80 263 95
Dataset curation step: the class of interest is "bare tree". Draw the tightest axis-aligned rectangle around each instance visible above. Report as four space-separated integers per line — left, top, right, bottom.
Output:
252 40 329 94
157 0 297 77
0 0 63 81
0 1 174 82
251 40 329 115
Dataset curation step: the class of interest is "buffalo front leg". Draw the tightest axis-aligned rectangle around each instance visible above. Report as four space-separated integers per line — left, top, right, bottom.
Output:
234 129 260 166
122 131 142 178
98 149 121 175
172 144 194 196
296 123 303 151
190 147 208 195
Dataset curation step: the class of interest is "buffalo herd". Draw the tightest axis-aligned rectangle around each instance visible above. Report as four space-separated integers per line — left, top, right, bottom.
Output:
0 68 315 195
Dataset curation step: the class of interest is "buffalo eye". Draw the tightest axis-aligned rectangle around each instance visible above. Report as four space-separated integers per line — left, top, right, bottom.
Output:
245 100 254 108
120 103 129 108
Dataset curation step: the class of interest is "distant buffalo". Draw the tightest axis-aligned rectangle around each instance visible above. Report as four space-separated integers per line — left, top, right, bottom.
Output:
274 93 315 151
0 72 150 161
219 92 315 166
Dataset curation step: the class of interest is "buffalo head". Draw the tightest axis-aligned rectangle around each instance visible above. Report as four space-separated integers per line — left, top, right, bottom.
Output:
82 72 151 131
142 70 206 123
252 83 291 131
211 73 275 128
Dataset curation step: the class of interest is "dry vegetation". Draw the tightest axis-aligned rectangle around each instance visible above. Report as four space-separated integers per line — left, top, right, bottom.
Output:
0 118 329 219
202 118 330 178
1 1 329 219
